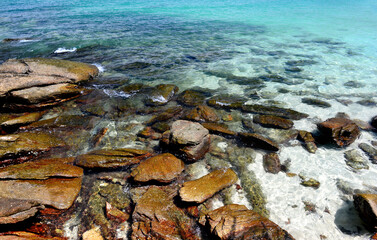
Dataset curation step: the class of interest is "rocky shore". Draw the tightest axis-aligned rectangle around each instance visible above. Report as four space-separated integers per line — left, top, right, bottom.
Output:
0 58 376 239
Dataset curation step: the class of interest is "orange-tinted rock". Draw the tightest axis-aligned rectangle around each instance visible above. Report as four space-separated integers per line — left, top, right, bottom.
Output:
201 122 236 137
200 204 294 240
238 132 279 151
0 198 43 224
371 232 377 239
0 158 83 180
263 153 281 174
317 118 360 147
179 168 238 203
82 228 104 240
0 178 82 209
75 148 151 169
253 115 294 129
0 231 66 240
146 106 183 126
0 111 45 132
184 105 219 122
131 153 184 183
137 127 162 140
106 202 129 223
354 194 377 231
297 130 317 153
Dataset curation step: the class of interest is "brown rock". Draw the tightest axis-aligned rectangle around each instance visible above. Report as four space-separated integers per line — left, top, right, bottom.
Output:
0 178 82 209
354 194 377 231
0 111 45 131
184 105 219 122
263 153 281 174
145 84 179 106
132 186 200 240
146 106 183 125
179 168 238 203
131 153 184 183
201 122 236 137
180 134 211 161
137 127 162 140
0 231 66 239
106 202 129 223
200 204 294 240
0 198 44 224
253 115 294 129
0 158 83 180
207 94 246 110
238 132 279 151
297 130 317 153
171 120 209 145
75 148 152 169
242 104 308 120
317 118 360 147
177 89 206 106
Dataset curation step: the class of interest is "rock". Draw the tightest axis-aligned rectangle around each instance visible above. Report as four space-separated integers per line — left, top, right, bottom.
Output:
180 134 211 161
372 116 377 129
118 61 152 70
207 94 247 110
199 204 294 240
184 105 219 122
0 198 43 224
263 153 281 174
344 149 369 170
131 153 184 183
0 111 45 132
353 119 374 131
0 231 66 239
317 118 360 147
300 176 320 189
21 115 98 131
242 104 308 120
0 58 98 110
244 120 298 144
75 148 152 169
177 89 206 107
146 106 183 126
0 133 66 166
145 84 179 106
132 186 200 240
137 127 162 140
179 168 238 203
0 158 83 180
201 122 237 137
359 143 377 164
238 132 279 151
297 130 317 153
118 83 146 95
106 202 129 223
253 115 294 129
171 120 209 145
301 98 331 108
83 227 104 240
354 194 377 231
0 178 82 209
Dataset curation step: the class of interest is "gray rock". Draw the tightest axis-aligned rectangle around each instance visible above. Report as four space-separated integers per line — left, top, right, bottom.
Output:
344 149 369 170
359 143 377 164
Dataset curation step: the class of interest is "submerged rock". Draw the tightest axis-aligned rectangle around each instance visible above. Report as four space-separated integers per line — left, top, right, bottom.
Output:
263 153 281 174
179 168 238 203
0 111 45 132
242 104 308 120
145 84 179 106
207 94 247 110
359 143 377 164
200 204 294 240
177 89 206 107
75 148 152 169
354 194 377 231
317 118 360 147
146 106 183 126
301 98 331 108
253 115 294 129
0 198 44 224
238 132 279 151
183 105 219 122
201 122 236 137
131 153 184 183
344 149 369 170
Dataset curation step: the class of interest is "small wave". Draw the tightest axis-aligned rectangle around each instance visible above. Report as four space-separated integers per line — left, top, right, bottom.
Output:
19 39 36 43
103 89 132 98
92 63 105 72
54 47 77 54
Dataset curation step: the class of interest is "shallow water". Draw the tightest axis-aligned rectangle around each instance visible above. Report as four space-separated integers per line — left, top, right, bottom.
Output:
1 0 377 239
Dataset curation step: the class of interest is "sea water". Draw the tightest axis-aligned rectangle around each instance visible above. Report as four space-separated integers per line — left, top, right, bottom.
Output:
1 0 377 239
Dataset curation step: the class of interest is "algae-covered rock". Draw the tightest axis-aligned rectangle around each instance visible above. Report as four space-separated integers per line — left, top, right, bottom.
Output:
301 98 331 108
207 94 247 110
253 115 294 129
177 89 206 106
344 149 369 170
145 84 179 106
359 143 377 164
242 104 308 120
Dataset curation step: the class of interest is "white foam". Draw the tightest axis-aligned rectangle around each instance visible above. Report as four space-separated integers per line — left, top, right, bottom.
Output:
54 47 77 54
92 63 105 72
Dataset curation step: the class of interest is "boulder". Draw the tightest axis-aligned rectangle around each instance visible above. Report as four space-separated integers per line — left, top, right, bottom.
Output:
354 194 377 231
75 148 152 169
131 153 184 183
253 115 293 129
179 168 238 203
145 84 179 106
359 143 377 164
184 105 219 122
317 118 360 147
238 132 279 151
199 204 294 239
0 58 98 110
0 198 44 224
263 153 281 174
242 104 308 120
177 89 206 107
131 186 200 240
344 149 369 170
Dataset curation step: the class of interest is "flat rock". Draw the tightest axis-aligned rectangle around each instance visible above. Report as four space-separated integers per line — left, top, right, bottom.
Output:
75 148 152 168
171 120 209 145
0 231 66 239
354 194 377 231
301 98 331 108
253 115 294 129
145 84 179 106
131 153 184 183
132 186 200 240
0 198 43 224
179 168 238 203
0 178 82 209
0 111 45 131
344 149 369 170
200 204 294 240
317 118 360 147
184 105 219 122
207 94 246 110
201 122 236 136
242 104 308 120
180 134 211 161
238 132 279 151
177 89 206 106
0 158 83 180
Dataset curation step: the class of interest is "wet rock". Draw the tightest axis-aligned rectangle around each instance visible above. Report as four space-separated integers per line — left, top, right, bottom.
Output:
0 158 83 180
297 130 317 153
137 127 162 140
83 227 104 240
359 143 377 164
131 153 184 183
238 132 279 151
253 115 294 129
183 105 219 122
354 194 377 231
0 178 82 209
177 89 206 107
344 149 369 170
244 120 298 144
263 153 281 174
0 58 98 110
207 94 247 110
242 104 308 120
146 106 183 126
353 119 374 131
300 176 320 189
21 115 98 131
151 122 170 133
0 231 66 239
356 99 377 107
179 168 238 203
75 148 152 169
201 122 236 137
0 133 66 166
303 201 317 213
301 98 331 108
118 83 146 95
0 198 44 224
200 204 294 240
132 186 200 240
145 84 179 106
0 111 45 132
180 134 211 161
372 116 377 129
317 118 360 147
106 202 129 223
344 81 365 89
119 61 152 70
